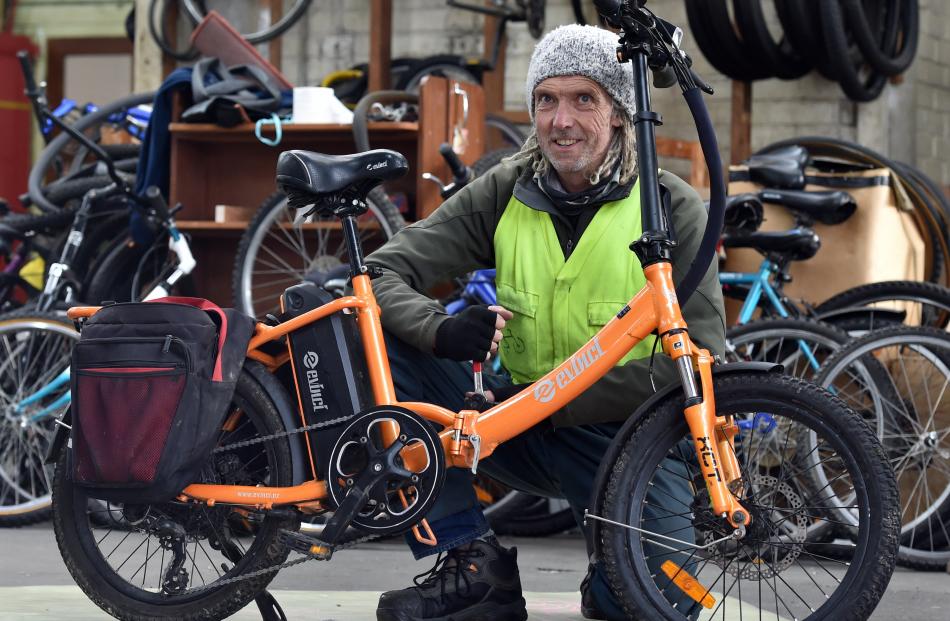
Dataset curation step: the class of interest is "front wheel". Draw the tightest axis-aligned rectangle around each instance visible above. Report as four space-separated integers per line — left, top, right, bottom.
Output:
52 371 298 620
598 372 898 620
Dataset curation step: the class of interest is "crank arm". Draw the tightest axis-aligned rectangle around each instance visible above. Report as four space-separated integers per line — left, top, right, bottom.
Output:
320 483 372 546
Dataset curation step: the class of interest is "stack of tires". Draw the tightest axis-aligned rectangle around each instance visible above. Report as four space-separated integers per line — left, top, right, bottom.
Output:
685 0 919 101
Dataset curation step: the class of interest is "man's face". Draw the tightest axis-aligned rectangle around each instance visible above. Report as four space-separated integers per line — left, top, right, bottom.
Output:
533 75 622 192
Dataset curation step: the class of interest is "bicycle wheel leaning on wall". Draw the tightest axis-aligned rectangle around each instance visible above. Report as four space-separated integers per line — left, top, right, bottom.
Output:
0 310 78 527
816 326 950 570
232 188 405 319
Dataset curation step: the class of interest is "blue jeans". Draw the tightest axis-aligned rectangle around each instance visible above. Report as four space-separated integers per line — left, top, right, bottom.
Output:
386 332 700 620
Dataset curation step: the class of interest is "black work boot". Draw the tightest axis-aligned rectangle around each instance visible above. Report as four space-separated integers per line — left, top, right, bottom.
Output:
376 537 528 621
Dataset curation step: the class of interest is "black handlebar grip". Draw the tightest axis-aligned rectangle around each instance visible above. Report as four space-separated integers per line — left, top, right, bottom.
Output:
593 0 623 26
16 50 39 95
144 186 171 221
439 143 470 182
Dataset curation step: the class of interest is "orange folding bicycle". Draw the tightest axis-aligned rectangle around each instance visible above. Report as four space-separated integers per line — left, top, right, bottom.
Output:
51 2 897 620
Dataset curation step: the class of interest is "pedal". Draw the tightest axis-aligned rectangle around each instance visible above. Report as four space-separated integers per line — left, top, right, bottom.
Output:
278 529 333 560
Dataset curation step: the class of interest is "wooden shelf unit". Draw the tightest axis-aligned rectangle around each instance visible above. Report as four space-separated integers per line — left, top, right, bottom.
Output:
167 76 484 303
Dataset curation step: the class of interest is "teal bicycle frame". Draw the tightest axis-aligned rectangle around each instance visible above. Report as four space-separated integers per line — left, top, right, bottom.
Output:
719 258 823 370
15 369 70 422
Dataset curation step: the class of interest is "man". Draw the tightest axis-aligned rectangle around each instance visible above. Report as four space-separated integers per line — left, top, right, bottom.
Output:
366 24 725 621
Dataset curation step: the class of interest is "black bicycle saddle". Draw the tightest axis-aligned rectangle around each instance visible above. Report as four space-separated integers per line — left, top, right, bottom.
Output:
758 189 857 225
721 227 821 262
723 193 764 233
276 149 408 207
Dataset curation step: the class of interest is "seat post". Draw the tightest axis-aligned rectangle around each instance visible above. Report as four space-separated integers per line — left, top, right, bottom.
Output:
341 215 367 275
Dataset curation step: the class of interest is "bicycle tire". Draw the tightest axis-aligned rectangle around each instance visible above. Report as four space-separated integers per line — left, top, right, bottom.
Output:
774 0 838 81
397 60 481 93
522 0 545 39
472 147 519 178
819 0 893 102
599 372 898 619
43 175 114 207
815 326 950 570
232 188 405 318
485 115 526 150
0 310 77 527
683 0 772 81
725 317 850 380
182 0 311 44
842 0 918 76
148 0 199 61
572 0 587 24
52 371 298 619
29 91 155 214
815 280 950 329
733 0 811 80
82 232 173 305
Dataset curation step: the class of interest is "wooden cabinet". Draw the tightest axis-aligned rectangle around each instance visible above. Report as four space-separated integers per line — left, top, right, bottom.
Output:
167 76 484 303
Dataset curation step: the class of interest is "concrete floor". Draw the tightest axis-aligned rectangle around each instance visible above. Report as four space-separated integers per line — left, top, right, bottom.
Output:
1 524 948 620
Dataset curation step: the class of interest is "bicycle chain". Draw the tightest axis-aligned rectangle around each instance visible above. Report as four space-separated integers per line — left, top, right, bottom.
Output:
211 413 355 453
177 413 381 596
177 530 381 596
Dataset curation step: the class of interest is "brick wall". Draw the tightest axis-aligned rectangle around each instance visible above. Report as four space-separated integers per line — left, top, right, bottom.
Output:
277 0 950 186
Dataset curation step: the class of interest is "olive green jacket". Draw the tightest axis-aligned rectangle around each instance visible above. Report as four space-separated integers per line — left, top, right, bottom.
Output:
366 158 726 427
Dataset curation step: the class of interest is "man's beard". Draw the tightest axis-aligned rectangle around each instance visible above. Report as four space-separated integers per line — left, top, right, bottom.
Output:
539 138 597 177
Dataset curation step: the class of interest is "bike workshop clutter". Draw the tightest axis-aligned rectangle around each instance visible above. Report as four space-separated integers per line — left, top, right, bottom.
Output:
723 145 929 318
70 298 254 504
685 0 920 101
181 57 291 127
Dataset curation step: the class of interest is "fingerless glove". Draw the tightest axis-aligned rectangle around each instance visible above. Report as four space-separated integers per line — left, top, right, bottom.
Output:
433 305 497 361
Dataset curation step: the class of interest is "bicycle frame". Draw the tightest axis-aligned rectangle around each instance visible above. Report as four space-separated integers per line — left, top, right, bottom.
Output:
720 258 823 370
67 0 751 533
68 259 749 527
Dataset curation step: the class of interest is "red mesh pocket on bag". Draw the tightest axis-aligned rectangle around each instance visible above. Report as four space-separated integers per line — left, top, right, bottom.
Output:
73 368 186 487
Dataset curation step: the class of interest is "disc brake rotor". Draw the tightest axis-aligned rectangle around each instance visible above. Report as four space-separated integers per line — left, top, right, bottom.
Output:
703 474 808 580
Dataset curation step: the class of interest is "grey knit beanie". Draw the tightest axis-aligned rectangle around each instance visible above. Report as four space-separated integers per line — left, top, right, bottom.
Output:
525 24 636 122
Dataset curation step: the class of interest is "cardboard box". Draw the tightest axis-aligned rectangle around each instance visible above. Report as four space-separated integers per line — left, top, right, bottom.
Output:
723 167 926 322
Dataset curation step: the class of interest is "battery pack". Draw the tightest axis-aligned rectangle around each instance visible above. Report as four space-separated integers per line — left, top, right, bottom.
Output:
282 282 373 475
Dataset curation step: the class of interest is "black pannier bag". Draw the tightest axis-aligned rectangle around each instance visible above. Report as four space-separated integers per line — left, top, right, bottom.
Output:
70 297 255 503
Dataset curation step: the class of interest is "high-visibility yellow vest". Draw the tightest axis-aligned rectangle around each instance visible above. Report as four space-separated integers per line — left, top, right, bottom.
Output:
493 185 654 383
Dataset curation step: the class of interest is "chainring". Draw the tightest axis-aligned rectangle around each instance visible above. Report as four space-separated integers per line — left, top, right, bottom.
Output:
326 406 445 536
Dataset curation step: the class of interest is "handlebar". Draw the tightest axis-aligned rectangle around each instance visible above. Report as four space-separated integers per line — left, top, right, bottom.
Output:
590 0 724 305
439 144 471 184
422 143 473 201
16 51 40 98
143 186 171 222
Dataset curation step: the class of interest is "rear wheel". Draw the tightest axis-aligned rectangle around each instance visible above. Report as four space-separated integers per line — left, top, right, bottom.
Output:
598 373 898 620
52 372 298 620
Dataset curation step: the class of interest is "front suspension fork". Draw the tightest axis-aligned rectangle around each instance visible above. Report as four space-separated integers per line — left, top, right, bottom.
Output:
666 333 749 529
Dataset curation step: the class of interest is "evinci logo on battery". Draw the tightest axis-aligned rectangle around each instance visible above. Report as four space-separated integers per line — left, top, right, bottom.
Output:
303 350 329 412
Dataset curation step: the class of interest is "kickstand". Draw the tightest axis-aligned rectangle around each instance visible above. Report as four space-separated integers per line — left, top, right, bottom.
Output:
255 589 287 621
